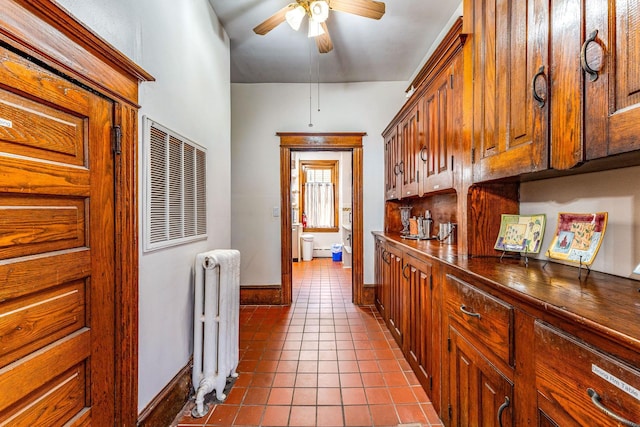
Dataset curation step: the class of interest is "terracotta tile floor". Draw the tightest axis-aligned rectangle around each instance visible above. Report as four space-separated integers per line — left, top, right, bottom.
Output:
172 258 443 427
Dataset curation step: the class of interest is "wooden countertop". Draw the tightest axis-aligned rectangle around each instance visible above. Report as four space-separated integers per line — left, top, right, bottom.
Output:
373 231 640 359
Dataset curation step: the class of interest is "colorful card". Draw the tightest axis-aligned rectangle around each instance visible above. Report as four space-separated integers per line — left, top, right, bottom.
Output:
547 212 608 266
494 214 546 254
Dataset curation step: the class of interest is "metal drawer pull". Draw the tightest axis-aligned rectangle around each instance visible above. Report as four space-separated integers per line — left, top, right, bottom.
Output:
497 396 510 427
402 263 410 279
459 305 481 319
587 388 640 427
580 30 600 82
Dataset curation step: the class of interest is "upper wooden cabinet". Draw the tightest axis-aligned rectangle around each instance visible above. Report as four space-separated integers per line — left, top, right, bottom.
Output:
419 54 461 195
553 0 640 167
470 0 549 181
470 0 640 179
383 19 465 200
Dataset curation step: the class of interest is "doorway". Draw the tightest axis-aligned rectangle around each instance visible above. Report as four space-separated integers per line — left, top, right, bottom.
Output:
278 132 365 305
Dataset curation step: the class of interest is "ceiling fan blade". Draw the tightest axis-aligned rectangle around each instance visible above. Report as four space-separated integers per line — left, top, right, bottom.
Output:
329 0 385 19
316 22 333 53
253 4 294 35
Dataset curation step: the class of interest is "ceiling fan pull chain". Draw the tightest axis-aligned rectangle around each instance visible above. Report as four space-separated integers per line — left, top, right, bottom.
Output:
317 50 321 112
308 39 314 127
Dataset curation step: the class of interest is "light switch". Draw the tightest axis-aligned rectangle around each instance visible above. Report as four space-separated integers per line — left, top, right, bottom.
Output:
272 207 280 217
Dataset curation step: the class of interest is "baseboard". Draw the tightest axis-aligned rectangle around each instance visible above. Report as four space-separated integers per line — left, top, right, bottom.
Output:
137 359 192 427
362 284 376 305
240 285 283 305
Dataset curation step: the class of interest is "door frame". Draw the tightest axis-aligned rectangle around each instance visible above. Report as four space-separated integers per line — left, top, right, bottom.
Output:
278 132 365 305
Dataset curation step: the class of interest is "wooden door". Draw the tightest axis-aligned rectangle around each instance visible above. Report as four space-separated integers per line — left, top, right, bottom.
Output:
405 254 432 393
384 127 399 200
584 0 640 159
472 0 549 180
0 46 116 425
400 104 420 198
448 326 514 427
386 245 405 346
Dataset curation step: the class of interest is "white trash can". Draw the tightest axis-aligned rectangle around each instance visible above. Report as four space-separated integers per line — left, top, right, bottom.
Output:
301 234 314 261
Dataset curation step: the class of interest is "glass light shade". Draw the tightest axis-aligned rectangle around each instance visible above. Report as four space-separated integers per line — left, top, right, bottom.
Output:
308 19 325 37
285 5 305 31
309 1 329 23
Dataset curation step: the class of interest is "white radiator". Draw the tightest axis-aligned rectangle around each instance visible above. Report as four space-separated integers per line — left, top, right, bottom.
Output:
191 249 240 418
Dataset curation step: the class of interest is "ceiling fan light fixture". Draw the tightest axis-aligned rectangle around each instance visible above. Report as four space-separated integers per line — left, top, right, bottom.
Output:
307 19 325 37
285 5 306 31
309 1 330 23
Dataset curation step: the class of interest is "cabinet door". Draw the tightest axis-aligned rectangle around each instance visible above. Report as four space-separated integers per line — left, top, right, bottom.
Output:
386 245 405 346
584 0 640 159
400 104 420 198
405 254 433 392
472 0 548 181
374 238 389 321
421 55 461 194
448 326 514 427
384 126 400 200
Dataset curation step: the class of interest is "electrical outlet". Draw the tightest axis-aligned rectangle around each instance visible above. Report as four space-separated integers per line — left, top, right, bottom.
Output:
272 207 280 217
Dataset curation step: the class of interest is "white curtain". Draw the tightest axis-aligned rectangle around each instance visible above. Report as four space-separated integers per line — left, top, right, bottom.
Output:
304 182 334 228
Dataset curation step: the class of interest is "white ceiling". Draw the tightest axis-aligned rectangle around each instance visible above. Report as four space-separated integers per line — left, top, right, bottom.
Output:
207 0 462 83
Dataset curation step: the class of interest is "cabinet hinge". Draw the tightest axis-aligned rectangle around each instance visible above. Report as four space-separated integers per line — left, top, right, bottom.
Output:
471 147 476 164
416 170 419 182
112 125 122 155
450 74 454 89
447 337 451 352
451 155 454 171
417 110 420 122
448 404 453 420
429 275 433 290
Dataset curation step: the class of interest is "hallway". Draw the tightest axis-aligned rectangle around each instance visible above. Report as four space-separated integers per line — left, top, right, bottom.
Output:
173 258 442 426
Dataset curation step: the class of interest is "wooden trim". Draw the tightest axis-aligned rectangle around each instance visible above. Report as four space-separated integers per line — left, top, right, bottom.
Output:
279 133 366 305
278 132 365 149
240 286 283 305
137 360 192 427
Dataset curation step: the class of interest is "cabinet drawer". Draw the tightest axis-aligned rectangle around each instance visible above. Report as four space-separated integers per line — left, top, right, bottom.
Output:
445 274 513 366
535 321 640 426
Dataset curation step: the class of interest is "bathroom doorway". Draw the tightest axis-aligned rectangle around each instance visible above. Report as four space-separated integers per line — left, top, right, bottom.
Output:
278 132 365 305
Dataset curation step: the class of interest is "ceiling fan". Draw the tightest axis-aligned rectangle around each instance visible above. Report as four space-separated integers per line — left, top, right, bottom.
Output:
253 0 386 54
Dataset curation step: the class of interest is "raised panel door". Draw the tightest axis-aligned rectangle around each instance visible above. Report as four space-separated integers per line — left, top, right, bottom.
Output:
448 326 514 427
472 0 549 180
400 104 420 198
384 127 400 200
0 47 115 425
386 245 405 346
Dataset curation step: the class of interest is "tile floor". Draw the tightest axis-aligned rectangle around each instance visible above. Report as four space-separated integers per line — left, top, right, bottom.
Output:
172 258 443 426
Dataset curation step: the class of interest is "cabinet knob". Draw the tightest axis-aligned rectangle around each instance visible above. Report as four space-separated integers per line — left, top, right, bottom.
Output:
587 388 640 427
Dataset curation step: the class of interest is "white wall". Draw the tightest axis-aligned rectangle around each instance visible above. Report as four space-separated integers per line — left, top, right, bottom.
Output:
57 0 231 412
231 82 406 285
520 166 640 277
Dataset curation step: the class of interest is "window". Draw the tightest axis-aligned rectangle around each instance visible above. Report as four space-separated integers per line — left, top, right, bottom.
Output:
300 160 339 232
143 117 207 251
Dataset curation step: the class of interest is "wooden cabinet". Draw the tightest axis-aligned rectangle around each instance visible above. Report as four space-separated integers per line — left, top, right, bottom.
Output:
384 125 400 200
419 53 461 194
470 0 548 182
400 104 421 198
404 253 434 392
374 237 389 320
386 243 406 346
470 0 640 177
534 321 640 426
448 325 514 427
552 0 640 167
444 273 515 426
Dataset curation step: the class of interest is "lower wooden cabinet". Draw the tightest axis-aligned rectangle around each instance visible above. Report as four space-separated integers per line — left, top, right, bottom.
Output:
534 321 640 427
447 325 514 427
386 243 405 346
